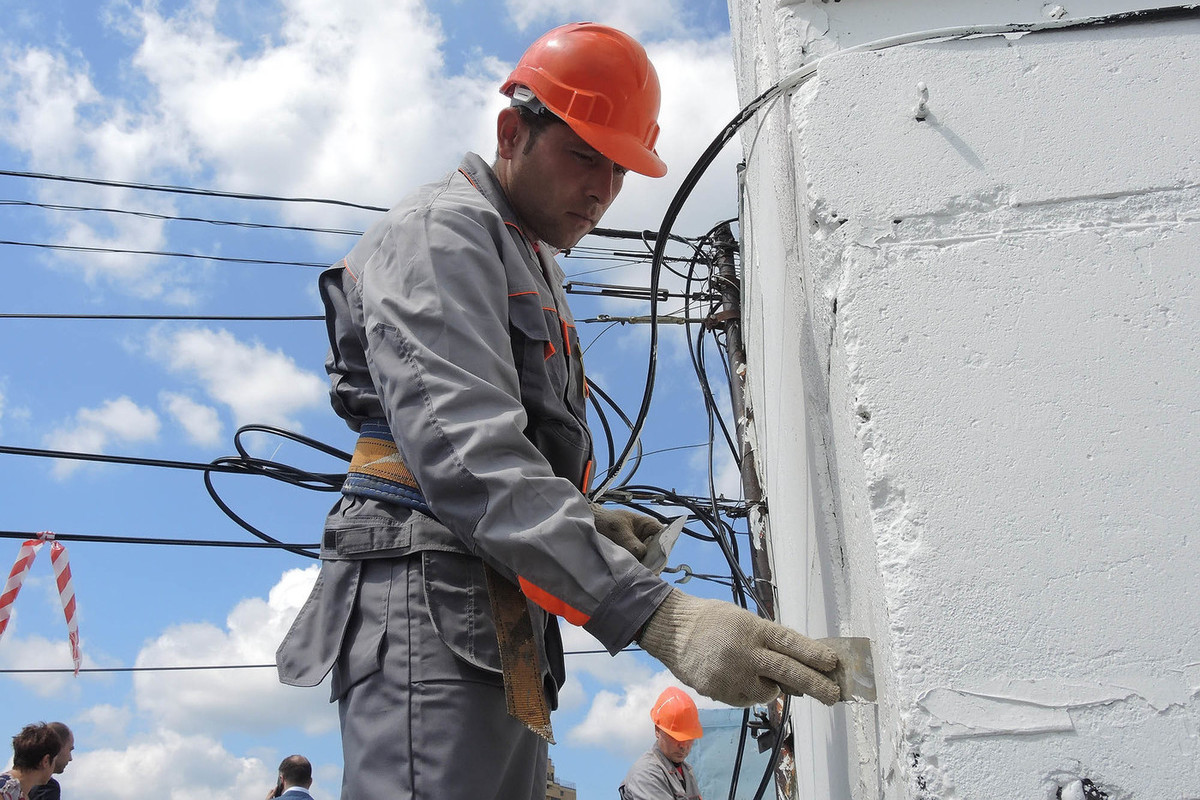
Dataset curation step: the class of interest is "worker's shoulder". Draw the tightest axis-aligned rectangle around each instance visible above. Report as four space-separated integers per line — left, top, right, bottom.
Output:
622 747 662 779
391 159 505 229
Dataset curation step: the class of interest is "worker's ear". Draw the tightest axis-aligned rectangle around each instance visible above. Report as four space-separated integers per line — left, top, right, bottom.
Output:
497 107 525 160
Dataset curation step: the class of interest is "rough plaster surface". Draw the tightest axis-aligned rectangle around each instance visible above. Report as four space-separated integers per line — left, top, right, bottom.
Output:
730 3 1200 798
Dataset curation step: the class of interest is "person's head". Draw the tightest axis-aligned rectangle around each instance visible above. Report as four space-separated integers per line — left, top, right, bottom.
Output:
278 754 312 789
650 687 703 764
47 722 73 775
494 22 666 250
11 723 61 776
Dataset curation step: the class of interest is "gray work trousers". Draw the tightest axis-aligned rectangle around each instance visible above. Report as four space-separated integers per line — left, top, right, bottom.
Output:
335 554 548 800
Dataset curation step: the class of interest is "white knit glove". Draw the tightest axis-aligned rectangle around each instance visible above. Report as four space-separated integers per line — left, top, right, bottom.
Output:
638 588 841 706
591 504 663 562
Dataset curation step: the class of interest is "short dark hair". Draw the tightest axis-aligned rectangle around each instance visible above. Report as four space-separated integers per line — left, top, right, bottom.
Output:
12 723 61 771
278 754 312 787
47 722 72 744
515 104 565 154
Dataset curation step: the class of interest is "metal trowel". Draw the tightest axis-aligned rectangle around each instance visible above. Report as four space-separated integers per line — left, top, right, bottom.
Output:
639 515 688 574
816 636 876 702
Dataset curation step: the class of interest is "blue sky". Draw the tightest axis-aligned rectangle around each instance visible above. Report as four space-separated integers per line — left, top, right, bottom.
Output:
0 1 751 797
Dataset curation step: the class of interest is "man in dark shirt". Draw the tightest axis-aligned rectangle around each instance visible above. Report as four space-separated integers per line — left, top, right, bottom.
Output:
27 723 72 800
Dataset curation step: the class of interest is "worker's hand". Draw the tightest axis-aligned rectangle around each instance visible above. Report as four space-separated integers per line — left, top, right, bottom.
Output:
638 588 841 707
591 504 663 562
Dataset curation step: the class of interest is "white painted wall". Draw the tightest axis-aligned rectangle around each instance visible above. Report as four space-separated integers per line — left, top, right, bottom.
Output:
728 2 1200 798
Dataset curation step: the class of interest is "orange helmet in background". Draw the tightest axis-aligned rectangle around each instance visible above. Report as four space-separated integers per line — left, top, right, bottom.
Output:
650 687 703 741
501 22 667 178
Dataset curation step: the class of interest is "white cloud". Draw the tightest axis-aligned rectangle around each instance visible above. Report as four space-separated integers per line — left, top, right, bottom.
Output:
0 42 207 299
133 565 336 737
148 328 325 429
566 670 722 759
504 0 687 38
0 629 84 698
161 391 223 446
59 729 288 800
44 396 161 478
122 0 502 219
75 703 134 742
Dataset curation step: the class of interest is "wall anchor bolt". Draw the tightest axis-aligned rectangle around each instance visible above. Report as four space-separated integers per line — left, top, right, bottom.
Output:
913 82 929 121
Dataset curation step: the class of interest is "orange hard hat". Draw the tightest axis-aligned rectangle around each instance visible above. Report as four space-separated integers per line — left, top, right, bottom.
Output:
501 22 667 178
651 687 703 741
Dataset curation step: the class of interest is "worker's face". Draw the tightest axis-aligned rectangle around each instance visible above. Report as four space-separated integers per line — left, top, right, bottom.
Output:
655 727 694 764
496 107 627 250
53 734 74 773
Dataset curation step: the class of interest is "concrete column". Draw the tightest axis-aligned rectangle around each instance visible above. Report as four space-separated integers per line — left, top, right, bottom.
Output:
729 2 1200 797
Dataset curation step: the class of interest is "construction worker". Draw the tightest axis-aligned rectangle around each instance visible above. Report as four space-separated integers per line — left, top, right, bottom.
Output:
620 687 705 800
275 21 840 800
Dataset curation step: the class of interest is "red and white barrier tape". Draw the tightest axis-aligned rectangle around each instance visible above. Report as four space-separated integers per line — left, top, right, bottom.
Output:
0 532 82 674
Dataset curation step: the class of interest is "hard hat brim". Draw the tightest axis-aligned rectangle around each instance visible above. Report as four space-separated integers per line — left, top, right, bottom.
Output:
568 118 668 178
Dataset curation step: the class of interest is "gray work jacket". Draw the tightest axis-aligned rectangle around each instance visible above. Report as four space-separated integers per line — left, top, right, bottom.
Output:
619 746 702 800
277 153 671 694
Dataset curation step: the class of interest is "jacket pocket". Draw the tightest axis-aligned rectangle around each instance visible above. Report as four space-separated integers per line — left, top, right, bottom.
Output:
276 559 362 690
508 290 568 402
421 551 502 675
329 559 391 700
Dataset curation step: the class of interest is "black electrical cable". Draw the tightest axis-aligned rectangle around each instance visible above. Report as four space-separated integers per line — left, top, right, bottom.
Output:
0 313 322 321
0 168 390 212
585 380 644 490
0 426 349 557
0 646 642 675
0 168 695 244
0 198 363 236
0 443 276 475
683 237 740 465
585 382 617 473
751 696 792 800
728 707 753 800
200 425 353 559
0 530 318 549
0 238 329 268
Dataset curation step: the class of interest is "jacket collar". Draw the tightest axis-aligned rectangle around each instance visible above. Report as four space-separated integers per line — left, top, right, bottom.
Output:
458 152 557 255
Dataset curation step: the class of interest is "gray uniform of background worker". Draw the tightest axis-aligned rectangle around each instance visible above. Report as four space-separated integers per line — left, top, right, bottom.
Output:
275 21 841 800
620 688 704 800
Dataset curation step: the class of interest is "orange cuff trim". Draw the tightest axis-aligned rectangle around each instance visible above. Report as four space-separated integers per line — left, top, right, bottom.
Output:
518 577 591 627
581 459 593 492
544 341 557 360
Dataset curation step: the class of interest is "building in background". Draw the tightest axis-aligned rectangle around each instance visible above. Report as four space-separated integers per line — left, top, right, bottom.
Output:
545 759 576 800
728 1 1199 798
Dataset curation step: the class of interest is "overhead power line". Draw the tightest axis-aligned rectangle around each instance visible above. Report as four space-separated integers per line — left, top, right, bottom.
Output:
0 238 328 268
0 530 320 549
0 648 639 675
0 168 390 212
0 169 694 243
0 198 363 236
0 313 322 321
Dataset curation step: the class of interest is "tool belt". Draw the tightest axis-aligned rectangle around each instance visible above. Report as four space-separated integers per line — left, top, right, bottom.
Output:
342 418 555 742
